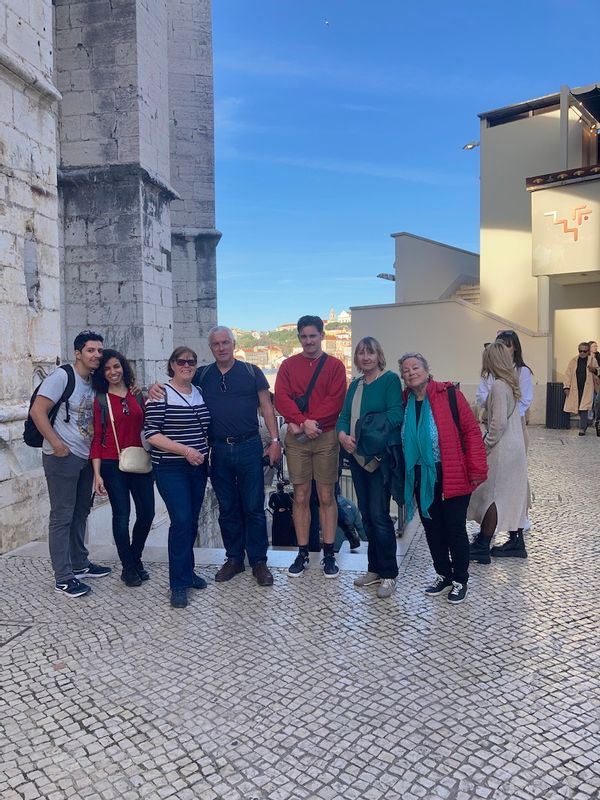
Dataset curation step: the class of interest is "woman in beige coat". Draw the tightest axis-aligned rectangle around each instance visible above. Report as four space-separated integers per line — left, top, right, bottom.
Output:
563 342 596 436
469 342 528 564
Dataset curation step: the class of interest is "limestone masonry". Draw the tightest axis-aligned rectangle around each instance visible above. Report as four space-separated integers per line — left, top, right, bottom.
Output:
0 0 219 553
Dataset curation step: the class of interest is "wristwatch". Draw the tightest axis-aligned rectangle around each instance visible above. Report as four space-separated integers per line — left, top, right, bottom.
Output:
272 437 280 443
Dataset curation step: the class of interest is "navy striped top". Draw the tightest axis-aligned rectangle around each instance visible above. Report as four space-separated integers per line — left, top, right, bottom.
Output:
144 383 211 465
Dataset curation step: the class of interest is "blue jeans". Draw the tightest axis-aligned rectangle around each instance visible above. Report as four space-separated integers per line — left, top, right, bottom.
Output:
349 456 398 578
100 460 155 571
154 460 207 589
209 435 268 565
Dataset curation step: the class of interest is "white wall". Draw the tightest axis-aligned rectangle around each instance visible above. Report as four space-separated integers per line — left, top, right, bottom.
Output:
393 233 479 304
479 108 583 331
351 299 550 423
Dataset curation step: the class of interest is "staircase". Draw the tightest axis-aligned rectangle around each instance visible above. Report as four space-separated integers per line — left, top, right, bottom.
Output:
452 283 480 304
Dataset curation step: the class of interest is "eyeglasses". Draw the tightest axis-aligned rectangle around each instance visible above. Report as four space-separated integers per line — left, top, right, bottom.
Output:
120 397 129 416
496 330 514 337
220 374 227 393
579 349 590 354
175 358 197 367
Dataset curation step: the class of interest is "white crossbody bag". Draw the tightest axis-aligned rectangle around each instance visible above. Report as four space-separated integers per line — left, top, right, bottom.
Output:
106 396 152 474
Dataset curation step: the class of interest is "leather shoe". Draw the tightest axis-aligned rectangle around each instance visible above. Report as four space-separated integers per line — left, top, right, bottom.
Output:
121 568 142 587
135 561 150 581
347 532 361 550
252 562 274 586
215 559 245 582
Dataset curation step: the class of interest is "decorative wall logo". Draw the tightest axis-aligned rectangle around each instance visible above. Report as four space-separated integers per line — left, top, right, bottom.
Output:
544 205 593 242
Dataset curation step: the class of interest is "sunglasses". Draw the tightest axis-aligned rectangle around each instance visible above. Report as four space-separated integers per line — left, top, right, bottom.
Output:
120 397 129 416
220 374 227 393
175 358 197 367
496 330 514 337
579 349 590 354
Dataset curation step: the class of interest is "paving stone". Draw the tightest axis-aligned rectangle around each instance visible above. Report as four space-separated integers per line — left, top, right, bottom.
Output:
1 428 600 798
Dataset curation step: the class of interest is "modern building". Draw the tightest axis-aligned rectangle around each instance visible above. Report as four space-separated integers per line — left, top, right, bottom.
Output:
0 0 219 553
352 83 600 422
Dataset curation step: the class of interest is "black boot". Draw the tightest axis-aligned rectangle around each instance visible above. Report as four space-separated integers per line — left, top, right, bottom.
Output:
469 533 491 565
491 530 527 559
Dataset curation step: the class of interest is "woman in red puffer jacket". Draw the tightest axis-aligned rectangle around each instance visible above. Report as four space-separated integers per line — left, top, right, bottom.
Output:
400 353 487 605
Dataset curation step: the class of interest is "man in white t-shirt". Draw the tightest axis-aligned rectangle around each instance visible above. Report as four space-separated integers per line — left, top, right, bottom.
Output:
30 330 112 597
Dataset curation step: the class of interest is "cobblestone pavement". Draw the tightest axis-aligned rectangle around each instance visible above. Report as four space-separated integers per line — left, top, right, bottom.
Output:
2 428 599 800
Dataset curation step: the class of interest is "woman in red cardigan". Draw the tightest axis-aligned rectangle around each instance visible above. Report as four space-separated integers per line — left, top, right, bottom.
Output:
90 350 155 586
399 353 487 604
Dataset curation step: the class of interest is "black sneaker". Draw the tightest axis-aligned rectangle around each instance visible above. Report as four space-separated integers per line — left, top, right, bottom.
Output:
322 554 340 579
55 578 91 598
74 563 112 578
288 553 309 578
190 574 207 590
424 574 453 596
447 581 468 604
170 588 188 608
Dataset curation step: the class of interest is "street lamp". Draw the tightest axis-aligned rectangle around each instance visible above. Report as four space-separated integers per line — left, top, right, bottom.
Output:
376 272 395 281
462 141 480 151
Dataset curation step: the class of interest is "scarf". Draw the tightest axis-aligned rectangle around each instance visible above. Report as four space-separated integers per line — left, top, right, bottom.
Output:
403 392 437 519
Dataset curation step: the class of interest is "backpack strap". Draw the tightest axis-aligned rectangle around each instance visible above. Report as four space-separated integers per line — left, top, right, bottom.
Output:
50 364 76 425
193 364 212 388
447 384 465 453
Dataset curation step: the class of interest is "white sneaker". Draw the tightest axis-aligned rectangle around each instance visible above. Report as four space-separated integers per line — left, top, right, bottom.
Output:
353 571 381 587
376 578 397 598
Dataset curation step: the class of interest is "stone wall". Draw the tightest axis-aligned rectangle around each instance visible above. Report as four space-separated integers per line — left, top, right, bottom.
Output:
0 0 219 554
168 0 218 364
0 0 61 552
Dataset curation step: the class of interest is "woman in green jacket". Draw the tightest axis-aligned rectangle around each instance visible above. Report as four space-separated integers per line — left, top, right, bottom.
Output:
337 337 403 598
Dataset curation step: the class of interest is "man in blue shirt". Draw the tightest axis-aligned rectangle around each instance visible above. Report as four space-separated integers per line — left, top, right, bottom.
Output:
194 326 281 586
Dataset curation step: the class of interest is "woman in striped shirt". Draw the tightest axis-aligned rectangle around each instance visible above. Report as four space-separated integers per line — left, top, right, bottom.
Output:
145 346 211 609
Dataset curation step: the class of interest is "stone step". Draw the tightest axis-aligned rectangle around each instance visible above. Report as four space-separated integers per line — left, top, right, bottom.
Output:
453 283 481 304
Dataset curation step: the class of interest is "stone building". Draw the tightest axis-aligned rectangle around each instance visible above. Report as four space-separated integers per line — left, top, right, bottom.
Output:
0 0 219 553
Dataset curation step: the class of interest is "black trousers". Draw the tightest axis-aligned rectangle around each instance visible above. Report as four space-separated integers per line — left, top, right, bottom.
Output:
415 467 470 585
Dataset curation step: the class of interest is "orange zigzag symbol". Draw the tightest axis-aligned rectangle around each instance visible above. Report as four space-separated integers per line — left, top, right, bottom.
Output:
544 210 580 241
573 205 592 225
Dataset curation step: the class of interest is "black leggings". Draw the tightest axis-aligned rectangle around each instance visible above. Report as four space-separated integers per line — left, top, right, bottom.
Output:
415 467 470 584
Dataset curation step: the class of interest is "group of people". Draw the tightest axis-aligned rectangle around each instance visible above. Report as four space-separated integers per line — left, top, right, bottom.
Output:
32 319 540 609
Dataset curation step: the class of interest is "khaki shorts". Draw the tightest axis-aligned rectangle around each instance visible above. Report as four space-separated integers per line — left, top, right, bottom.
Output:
285 427 339 485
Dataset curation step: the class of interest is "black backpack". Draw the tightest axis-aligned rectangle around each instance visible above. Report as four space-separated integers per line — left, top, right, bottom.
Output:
23 364 76 448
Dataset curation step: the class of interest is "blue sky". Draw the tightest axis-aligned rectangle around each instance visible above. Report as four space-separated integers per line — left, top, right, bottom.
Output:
212 0 598 330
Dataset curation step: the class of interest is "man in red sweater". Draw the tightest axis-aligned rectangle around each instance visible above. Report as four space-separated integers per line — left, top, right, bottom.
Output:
274 315 347 577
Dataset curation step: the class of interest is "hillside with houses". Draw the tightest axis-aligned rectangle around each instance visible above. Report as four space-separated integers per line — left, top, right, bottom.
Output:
232 308 353 385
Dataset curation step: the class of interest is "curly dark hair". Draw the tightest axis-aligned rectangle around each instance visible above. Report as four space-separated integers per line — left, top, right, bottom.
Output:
92 349 135 393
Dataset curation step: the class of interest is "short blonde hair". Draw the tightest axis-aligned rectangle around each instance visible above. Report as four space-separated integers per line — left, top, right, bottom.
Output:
354 337 386 371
